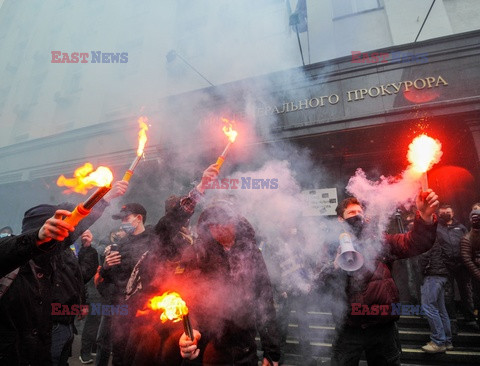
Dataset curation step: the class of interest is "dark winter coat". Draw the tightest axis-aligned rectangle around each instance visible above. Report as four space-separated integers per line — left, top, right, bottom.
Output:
436 219 468 270
77 245 100 304
96 188 201 305
0 200 109 365
0 229 51 278
49 245 99 325
96 227 158 304
96 188 201 365
318 212 437 329
78 245 99 284
419 240 450 277
460 230 480 283
183 211 281 365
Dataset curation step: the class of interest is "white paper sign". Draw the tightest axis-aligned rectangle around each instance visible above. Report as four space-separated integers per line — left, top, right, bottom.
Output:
302 188 338 216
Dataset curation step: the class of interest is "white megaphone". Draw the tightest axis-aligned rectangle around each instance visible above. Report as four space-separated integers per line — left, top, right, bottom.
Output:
337 232 364 272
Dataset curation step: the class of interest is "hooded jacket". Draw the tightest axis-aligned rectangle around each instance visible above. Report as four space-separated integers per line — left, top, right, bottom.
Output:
0 200 109 365
183 205 281 365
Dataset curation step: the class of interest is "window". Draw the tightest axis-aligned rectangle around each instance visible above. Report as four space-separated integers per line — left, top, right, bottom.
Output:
332 0 382 19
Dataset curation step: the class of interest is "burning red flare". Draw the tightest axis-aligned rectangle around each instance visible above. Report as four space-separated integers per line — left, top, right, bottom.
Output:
57 163 114 194
407 134 443 191
407 134 443 174
221 117 238 143
146 291 189 322
215 118 239 169
136 291 194 339
136 116 149 156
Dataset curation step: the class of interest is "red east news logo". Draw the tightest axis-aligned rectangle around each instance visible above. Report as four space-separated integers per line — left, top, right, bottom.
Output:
351 51 428 64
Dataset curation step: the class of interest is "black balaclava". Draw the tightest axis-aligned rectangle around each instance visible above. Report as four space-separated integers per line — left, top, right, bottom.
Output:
470 209 480 230
345 215 365 237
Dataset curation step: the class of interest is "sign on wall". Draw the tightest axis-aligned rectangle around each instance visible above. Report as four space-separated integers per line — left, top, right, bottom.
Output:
302 188 338 216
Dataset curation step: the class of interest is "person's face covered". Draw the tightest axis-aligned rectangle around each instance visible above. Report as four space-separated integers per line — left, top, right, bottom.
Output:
110 228 126 243
208 221 236 250
120 214 141 235
438 208 453 224
340 203 366 237
470 206 480 230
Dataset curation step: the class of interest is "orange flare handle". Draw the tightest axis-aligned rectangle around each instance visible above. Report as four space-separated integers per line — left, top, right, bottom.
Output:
122 170 133 182
215 156 225 169
64 203 91 227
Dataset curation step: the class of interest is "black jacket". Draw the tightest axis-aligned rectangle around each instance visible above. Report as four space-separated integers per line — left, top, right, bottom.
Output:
96 189 202 365
50 245 99 325
0 229 51 278
97 188 202 305
96 227 155 304
0 200 109 365
436 219 468 270
419 240 450 277
183 214 281 365
78 245 99 284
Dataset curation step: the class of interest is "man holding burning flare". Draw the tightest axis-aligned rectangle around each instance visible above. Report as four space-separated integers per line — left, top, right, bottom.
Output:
179 201 281 366
0 209 75 278
94 164 220 365
317 189 439 366
0 179 127 365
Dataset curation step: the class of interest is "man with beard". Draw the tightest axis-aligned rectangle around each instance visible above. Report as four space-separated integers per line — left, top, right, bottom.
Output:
436 204 476 333
317 189 439 366
179 202 281 366
460 203 480 330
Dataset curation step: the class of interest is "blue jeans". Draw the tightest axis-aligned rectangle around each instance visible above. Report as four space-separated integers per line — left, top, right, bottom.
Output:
95 315 112 366
51 323 74 366
421 275 452 345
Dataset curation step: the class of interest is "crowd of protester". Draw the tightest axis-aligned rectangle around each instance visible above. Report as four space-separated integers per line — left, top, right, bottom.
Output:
2 163 480 366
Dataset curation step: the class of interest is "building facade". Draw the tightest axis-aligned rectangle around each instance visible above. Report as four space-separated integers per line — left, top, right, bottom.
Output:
0 1 479 231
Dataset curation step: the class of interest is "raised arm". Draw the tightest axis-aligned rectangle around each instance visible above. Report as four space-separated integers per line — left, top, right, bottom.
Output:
0 209 75 276
387 189 439 259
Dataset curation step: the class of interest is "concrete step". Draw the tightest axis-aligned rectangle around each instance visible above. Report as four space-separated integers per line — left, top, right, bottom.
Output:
285 323 480 348
277 339 480 365
267 311 480 365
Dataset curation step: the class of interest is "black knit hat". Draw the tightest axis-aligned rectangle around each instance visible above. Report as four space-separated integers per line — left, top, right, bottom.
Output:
22 202 75 233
